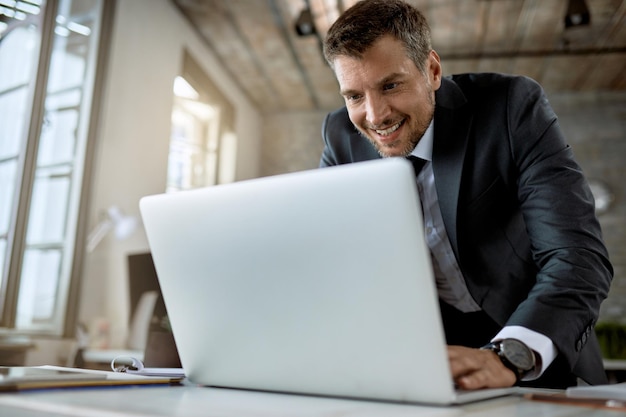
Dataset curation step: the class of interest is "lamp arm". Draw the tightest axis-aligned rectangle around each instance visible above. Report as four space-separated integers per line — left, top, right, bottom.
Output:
86 219 113 253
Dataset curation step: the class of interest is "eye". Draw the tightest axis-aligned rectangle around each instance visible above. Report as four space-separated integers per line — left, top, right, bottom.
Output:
344 93 362 103
383 82 397 91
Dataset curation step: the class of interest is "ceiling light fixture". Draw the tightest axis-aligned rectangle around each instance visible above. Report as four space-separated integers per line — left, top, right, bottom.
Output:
564 0 591 29
294 7 315 36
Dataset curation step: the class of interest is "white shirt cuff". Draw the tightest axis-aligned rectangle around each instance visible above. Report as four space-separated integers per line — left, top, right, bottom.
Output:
493 325 557 381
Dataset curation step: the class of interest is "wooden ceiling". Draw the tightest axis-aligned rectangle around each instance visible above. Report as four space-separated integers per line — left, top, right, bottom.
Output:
172 0 626 113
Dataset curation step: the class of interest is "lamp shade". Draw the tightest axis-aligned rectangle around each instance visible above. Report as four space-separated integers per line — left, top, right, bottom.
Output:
86 206 138 252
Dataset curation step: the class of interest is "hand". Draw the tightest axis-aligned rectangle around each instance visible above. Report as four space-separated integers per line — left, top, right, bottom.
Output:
448 345 517 390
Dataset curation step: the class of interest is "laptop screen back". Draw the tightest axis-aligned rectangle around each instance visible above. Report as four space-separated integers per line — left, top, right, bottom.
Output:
139 158 456 404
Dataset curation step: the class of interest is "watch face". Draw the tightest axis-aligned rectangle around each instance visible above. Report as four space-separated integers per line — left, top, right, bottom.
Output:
501 339 535 371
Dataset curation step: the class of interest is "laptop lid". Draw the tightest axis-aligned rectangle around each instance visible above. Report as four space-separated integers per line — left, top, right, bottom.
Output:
139 158 510 405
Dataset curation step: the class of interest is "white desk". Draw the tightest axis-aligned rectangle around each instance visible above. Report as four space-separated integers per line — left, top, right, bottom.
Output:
0 384 623 417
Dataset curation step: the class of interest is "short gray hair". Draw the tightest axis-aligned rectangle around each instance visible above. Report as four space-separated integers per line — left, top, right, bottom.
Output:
323 0 432 73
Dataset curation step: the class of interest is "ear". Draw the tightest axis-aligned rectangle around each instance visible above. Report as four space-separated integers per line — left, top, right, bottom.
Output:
428 50 442 90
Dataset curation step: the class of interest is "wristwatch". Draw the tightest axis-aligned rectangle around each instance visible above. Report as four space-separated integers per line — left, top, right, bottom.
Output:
481 338 536 380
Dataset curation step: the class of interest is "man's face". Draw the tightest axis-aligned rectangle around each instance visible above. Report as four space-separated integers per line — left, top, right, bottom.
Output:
332 36 442 158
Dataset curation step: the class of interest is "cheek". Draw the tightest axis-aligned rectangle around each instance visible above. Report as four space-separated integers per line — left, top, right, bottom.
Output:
397 92 422 111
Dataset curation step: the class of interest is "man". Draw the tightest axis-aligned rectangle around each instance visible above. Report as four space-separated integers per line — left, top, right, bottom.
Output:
320 0 613 390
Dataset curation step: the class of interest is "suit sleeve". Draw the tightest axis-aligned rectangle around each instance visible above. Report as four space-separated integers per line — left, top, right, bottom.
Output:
505 77 613 370
319 107 381 167
320 112 338 167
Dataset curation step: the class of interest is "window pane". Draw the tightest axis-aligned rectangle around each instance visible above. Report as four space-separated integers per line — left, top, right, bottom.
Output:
171 107 203 146
167 140 203 191
168 95 221 191
0 88 30 160
0 25 39 91
26 167 71 244
0 160 18 236
47 41 86 93
38 109 79 165
0 23 39 161
16 249 62 325
0 239 5 295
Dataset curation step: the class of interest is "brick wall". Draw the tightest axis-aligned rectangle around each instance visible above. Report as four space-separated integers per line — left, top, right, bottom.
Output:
261 91 626 324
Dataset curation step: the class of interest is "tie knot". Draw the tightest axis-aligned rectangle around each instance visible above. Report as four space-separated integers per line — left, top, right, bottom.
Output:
407 156 427 176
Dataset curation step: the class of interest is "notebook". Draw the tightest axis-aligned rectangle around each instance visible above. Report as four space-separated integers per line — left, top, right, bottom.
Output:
139 158 516 405
0 366 181 391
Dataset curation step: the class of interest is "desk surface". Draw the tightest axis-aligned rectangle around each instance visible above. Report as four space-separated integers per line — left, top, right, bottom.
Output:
0 384 623 417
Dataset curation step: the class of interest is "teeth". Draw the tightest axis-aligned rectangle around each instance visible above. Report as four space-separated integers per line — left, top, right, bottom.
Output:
375 121 402 136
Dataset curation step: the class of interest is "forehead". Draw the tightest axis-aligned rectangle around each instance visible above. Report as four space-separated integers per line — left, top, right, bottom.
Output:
332 36 418 90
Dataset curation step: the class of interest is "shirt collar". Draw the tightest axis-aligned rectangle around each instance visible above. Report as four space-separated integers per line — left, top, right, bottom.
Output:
409 120 434 162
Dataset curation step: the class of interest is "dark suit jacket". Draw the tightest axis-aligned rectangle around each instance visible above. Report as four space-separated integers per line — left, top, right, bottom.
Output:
320 73 613 385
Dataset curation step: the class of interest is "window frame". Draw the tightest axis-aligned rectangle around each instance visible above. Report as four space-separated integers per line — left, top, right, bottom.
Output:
0 0 115 337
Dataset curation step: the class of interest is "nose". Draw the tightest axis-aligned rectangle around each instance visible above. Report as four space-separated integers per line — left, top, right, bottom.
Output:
364 93 390 128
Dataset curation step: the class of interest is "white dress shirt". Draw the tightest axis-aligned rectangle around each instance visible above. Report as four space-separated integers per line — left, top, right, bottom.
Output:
410 121 556 379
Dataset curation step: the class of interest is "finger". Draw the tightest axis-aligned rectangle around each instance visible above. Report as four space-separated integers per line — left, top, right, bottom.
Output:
447 345 483 378
448 346 517 389
455 365 516 390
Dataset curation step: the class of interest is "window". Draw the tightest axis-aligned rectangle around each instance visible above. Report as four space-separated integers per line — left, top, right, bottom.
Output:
167 51 237 192
0 0 112 336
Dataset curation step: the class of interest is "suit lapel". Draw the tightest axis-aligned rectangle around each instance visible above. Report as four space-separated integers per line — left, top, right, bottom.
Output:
432 79 473 257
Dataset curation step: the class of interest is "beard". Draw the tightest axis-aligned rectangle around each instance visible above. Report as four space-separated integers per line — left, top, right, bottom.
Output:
355 93 435 158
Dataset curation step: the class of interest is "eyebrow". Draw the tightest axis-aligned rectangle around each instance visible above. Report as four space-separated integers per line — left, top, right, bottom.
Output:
339 72 407 97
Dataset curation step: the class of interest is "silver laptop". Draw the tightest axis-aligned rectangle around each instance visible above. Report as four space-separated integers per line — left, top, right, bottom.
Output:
139 158 516 405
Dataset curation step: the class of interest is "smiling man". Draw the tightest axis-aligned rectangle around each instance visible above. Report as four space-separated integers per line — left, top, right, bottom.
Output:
319 0 613 390
334 34 439 158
